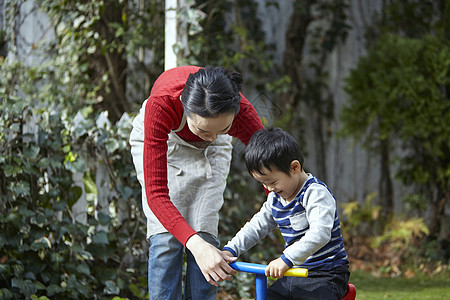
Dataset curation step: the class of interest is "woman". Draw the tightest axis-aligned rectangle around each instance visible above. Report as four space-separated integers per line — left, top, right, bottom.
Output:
129 65 264 299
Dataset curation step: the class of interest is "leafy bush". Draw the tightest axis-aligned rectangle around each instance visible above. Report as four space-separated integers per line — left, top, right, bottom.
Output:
339 31 450 245
372 218 429 250
340 193 436 277
340 193 382 237
0 56 147 298
0 198 148 299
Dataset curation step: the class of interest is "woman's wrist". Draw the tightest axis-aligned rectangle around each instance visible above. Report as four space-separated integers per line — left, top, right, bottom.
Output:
185 233 201 250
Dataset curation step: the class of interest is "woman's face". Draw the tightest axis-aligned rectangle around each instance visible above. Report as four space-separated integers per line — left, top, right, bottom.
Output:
186 113 235 142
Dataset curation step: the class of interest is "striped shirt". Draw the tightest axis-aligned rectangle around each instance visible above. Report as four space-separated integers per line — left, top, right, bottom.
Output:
223 174 349 271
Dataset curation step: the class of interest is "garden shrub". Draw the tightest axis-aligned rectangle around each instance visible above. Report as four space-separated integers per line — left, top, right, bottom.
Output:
0 59 147 299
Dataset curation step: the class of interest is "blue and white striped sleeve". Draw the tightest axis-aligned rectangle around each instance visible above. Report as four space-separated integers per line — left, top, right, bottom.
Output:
223 198 278 257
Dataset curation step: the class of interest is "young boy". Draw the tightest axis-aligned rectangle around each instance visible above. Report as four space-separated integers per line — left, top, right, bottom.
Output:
223 127 350 299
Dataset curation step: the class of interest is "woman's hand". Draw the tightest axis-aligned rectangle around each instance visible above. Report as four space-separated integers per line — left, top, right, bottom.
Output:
186 234 237 286
265 257 289 278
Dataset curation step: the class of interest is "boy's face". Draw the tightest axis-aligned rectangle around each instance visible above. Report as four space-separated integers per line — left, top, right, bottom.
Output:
251 162 304 202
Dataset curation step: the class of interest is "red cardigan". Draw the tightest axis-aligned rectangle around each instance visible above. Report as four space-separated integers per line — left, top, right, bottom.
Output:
143 66 264 245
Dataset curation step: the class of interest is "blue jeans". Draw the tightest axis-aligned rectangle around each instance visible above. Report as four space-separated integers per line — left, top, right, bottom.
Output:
148 232 219 300
267 267 350 300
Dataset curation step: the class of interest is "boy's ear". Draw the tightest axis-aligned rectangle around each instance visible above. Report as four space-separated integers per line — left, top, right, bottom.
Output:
290 160 302 173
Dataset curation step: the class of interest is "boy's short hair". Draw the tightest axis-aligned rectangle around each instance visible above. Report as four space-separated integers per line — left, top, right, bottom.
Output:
245 127 304 176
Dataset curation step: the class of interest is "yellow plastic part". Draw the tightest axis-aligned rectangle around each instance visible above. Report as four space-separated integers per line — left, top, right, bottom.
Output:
284 267 308 277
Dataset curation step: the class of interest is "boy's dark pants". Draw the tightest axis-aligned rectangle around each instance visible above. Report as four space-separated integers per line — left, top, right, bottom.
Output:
267 267 350 300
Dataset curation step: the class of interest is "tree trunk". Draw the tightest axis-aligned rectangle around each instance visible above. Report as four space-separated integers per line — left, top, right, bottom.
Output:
91 1 129 122
281 1 314 112
428 188 449 259
379 138 394 226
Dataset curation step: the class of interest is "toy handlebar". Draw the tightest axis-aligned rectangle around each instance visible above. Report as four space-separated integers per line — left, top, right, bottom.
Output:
284 267 308 277
229 261 308 300
229 261 308 277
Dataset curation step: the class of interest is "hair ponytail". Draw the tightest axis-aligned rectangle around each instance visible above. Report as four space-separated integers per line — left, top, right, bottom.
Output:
181 66 242 118
226 70 242 91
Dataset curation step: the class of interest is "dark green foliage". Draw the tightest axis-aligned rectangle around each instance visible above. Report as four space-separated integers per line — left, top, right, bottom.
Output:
0 200 147 299
339 31 450 240
0 76 147 298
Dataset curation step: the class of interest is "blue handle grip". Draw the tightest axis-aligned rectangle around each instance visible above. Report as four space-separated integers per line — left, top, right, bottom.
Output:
229 261 308 277
229 262 268 275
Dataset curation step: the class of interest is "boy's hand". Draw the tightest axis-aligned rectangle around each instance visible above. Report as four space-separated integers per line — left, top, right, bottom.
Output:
221 250 236 261
265 257 289 278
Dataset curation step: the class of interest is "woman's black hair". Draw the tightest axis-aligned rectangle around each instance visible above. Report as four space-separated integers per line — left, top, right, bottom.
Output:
180 66 242 118
245 127 304 176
